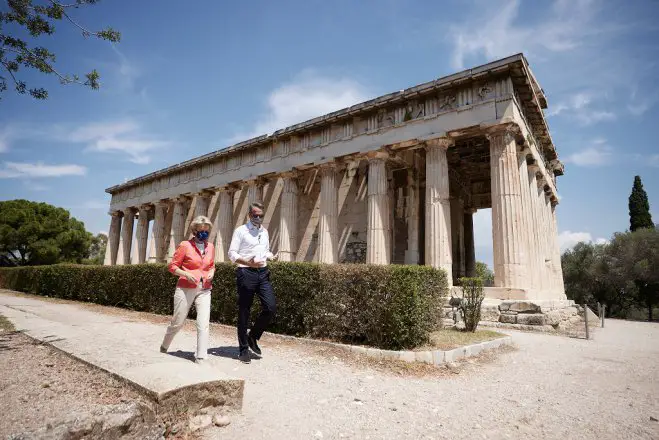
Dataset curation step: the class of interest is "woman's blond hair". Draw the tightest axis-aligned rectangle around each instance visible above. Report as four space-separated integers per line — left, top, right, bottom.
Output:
188 215 213 236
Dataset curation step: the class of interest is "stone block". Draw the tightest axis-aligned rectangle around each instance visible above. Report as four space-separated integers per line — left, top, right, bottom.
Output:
351 346 367 355
415 351 433 364
480 305 501 322
508 301 541 313
432 350 445 365
465 343 482 357
516 313 546 326
443 347 466 363
365 348 382 359
380 350 399 360
500 313 517 324
399 351 416 363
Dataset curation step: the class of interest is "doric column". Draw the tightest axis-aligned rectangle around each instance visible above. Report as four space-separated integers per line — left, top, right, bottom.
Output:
550 202 566 299
366 152 391 265
194 190 213 218
214 189 235 263
487 125 528 289
404 166 420 265
121 208 136 265
150 201 171 263
279 172 298 262
518 149 538 292
318 163 338 264
544 193 558 295
450 197 465 281
535 176 551 293
527 165 546 295
105 211 122 266
136 206 151 264
246 180 263 205
171 196 189 247
464 208 476 277
425 138 453 285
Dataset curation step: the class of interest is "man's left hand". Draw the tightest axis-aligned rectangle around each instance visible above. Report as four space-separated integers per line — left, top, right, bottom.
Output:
269 253 279 261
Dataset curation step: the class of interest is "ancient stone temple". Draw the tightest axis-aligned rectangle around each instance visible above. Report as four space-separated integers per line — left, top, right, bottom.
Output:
104 54 567 306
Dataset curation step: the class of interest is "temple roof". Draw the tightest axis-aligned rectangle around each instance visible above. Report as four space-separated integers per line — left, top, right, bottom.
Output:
106 53 557 194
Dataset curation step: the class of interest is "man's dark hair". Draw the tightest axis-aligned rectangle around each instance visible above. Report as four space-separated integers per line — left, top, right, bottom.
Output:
249 202 264 214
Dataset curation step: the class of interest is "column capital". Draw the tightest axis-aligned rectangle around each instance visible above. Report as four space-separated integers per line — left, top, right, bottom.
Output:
365 150 390 161
318 161 337 174
196 189 215 197
122 207 136 216
424 137 454 150
484 122 521 139
154 199 172 208
172 195 191 203
279 170 299 179
109 210 123 217
464 207 477 215
528 163 541 173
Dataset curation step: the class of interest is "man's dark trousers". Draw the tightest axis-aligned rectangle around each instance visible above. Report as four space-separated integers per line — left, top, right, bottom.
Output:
236 267 277 352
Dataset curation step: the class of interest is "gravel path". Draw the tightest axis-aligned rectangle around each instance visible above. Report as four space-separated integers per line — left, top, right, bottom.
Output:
205 319 659 440
1 292 657 440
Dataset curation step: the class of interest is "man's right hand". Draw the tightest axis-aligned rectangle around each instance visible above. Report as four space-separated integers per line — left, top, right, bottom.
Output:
244 256 265 268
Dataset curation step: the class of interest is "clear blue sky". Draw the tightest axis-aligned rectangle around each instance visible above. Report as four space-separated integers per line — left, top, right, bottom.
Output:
1 0 658 268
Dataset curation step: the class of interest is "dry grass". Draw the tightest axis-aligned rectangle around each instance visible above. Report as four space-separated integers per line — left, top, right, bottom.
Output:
419 327 506 351
0 313 15 332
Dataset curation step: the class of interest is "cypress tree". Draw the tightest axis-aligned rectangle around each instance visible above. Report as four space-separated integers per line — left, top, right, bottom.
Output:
629 176 654 232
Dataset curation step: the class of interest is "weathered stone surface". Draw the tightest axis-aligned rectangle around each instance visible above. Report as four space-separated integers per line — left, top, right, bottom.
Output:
415 351 433 364
380 350 400 360
31 403 162 440
516 313 546 326
444 347 466 363
481 305 501 322
465 343 482 357
504 301 542 313
500 313 518 324
213 414 231 427
432 350 445 365
351 346 367 355
545 308 578 326
399 351 416 363
366 348 383 359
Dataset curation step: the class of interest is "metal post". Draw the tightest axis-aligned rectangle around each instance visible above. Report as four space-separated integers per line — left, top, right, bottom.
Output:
584 304 590 340
602 305 606 328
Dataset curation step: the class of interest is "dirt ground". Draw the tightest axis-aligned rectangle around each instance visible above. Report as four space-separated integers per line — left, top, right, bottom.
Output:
0 324 163 439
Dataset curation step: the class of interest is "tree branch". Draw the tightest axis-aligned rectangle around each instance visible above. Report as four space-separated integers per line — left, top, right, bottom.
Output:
47 0 106 39
2 44 84 86
0 59 22 89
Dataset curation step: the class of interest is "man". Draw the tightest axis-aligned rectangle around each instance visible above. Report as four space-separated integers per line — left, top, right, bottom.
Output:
228 202 278 364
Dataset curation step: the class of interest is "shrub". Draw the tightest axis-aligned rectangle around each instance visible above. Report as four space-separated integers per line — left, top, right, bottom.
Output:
0 262 448 350
458 277 485 332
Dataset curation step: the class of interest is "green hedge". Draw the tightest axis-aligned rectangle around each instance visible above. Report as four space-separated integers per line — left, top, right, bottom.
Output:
0 262 448 349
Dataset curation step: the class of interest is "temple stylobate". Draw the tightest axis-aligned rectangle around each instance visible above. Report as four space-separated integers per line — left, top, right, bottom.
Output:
104 54 566 302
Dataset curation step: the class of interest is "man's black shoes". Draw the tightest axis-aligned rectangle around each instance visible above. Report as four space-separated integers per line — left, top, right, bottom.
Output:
238 349 251 364
247 333 262 356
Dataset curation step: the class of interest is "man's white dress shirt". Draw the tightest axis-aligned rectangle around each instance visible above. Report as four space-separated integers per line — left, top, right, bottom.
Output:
228 221 274 268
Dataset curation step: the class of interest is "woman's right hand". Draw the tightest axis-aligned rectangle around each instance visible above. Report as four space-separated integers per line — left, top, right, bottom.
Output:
183 272 197 283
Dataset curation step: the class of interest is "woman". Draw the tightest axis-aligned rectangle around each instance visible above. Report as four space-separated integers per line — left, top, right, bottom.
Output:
160 215 215 364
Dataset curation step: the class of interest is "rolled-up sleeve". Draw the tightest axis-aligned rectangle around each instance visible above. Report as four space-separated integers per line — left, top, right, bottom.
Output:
168 242 186 274
264 230 274 259
228 228 242 263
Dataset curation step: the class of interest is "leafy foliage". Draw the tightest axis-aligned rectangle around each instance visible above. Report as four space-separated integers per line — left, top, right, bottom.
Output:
628 175 653 232
0 262 449 349
457 277 484 332
1 0 120 100
84 232 107 265
0 199 93 265
475 261 494 286
562 227 659 320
